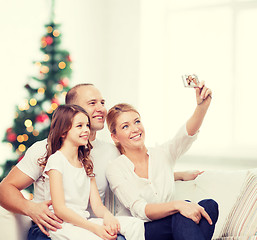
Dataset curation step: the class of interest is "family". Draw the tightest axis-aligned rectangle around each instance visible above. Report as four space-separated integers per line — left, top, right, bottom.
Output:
0 82 218 240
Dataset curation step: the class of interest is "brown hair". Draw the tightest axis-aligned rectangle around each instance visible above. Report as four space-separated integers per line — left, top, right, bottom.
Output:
38 104 94 176
106 103 140 154
65 83 94 104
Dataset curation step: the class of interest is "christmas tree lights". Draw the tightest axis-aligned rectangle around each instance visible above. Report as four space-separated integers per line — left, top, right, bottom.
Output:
1 20 72 188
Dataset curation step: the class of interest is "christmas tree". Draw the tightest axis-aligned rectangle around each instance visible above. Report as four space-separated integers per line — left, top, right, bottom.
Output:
1 19 72 187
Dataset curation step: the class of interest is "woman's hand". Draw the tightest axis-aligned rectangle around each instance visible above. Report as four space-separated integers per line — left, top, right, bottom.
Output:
174 170 204 181
175 200 212 225
103 212 120 236
195 81 212 106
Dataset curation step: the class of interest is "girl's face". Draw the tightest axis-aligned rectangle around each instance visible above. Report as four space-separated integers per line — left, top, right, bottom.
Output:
111 111 145 152
64 112 90 147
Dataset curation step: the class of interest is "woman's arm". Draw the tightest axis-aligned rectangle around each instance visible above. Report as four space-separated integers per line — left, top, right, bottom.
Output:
186 81 212 136
48 170 116 240
174 170 204 181
145 200 212 225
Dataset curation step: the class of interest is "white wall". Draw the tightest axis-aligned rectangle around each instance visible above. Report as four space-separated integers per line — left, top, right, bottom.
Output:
0 0 256 171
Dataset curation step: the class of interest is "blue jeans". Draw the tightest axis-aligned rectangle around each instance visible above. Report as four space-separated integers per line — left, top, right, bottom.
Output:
27 222 50 240
117 234 126 240
28 222 126 240
144 199 219 240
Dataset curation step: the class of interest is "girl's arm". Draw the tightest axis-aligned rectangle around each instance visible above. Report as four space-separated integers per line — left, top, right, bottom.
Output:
186 81 212 136
89 177 120 236
47 170 116 240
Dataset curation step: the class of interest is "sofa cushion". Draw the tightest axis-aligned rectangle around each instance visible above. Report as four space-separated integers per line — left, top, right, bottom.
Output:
219 168 257 239
174 169 248 238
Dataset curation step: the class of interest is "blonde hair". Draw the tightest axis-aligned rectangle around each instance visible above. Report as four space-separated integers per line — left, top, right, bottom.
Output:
106 103 140 154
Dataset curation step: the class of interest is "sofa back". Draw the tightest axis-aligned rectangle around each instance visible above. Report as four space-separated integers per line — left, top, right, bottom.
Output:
174 169 249 239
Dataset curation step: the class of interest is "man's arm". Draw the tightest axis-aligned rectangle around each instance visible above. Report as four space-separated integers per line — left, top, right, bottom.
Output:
0 166 62 236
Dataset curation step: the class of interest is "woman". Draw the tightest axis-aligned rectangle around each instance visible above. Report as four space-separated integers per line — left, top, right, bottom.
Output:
106 82 219 240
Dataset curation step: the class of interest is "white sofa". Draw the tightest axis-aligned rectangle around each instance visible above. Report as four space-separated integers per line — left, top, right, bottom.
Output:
1 168 257 240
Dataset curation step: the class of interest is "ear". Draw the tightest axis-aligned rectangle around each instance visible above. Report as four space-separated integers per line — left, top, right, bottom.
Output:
111 133 119 144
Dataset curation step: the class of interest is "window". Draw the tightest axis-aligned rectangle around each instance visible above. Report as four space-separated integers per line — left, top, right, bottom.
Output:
139 0 257 159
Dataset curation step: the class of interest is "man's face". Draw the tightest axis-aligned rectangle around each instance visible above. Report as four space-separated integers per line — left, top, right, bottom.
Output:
75 85 107 132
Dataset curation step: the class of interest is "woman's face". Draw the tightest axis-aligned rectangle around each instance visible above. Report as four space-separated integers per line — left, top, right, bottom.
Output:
112 111 145 152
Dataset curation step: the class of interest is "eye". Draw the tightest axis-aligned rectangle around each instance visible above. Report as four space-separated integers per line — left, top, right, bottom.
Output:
76 124 82 128
87 123 90 128
101 100 105 106
89 101 96 106
122 125 128 130
135 120 141 124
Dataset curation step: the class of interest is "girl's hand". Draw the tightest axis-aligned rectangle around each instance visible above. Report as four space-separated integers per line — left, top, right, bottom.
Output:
179 170 204 181
103 212 120 236
195 81 212 106
175 200 212 225
93 224 117 240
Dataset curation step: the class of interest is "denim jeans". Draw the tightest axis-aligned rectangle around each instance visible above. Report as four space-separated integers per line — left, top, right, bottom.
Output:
28 222 127 240
117 234 126 240
27 222 50 240
144 199 219 240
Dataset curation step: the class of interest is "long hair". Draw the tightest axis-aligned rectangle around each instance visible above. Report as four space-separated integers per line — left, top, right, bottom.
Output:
106 103 140 154
38 104 94 177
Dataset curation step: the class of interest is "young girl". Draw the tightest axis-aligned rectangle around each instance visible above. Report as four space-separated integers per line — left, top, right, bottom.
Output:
39 104 144 240
106 82 219 240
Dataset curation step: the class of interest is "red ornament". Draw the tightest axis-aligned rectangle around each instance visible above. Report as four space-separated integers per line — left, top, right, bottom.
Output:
59 78 69 87
7 132 17 142
6 128 13 134
18 155 24 162
51 98 59 105
66 55 72 62
36 113 49 123
45 36 53 45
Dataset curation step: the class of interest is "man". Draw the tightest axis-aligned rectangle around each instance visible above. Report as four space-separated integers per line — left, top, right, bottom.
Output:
0 83 123 240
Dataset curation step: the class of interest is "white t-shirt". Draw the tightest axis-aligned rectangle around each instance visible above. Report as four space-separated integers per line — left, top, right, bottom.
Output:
106 124 198 221
43 151 91 218
42 151 145 240
16 138 120 204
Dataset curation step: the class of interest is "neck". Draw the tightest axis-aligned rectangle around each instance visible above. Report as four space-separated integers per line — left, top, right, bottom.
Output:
89 130 96 142
60 142 78 161
124 145 148 164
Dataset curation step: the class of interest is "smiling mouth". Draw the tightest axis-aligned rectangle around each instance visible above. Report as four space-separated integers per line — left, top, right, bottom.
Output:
93 116 104 120
130 133 142 140
80 135 89 140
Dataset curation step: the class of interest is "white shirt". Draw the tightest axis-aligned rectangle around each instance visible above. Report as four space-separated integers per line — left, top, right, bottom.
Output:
106 124 198 221
16 138 120 204
43 151 91 218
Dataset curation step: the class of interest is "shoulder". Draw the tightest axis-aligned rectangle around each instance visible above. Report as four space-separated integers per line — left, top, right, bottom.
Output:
44 151 65 173
106 155 130 175
26 139 48 156
91 139 120 159
16 139 48 180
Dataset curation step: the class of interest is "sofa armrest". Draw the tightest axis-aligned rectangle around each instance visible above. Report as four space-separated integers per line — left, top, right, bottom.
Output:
0 205 31 240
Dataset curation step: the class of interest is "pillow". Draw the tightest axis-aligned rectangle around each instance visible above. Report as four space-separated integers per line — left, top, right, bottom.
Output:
214 237 257 240
219 169 257 239
174 170 248 238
